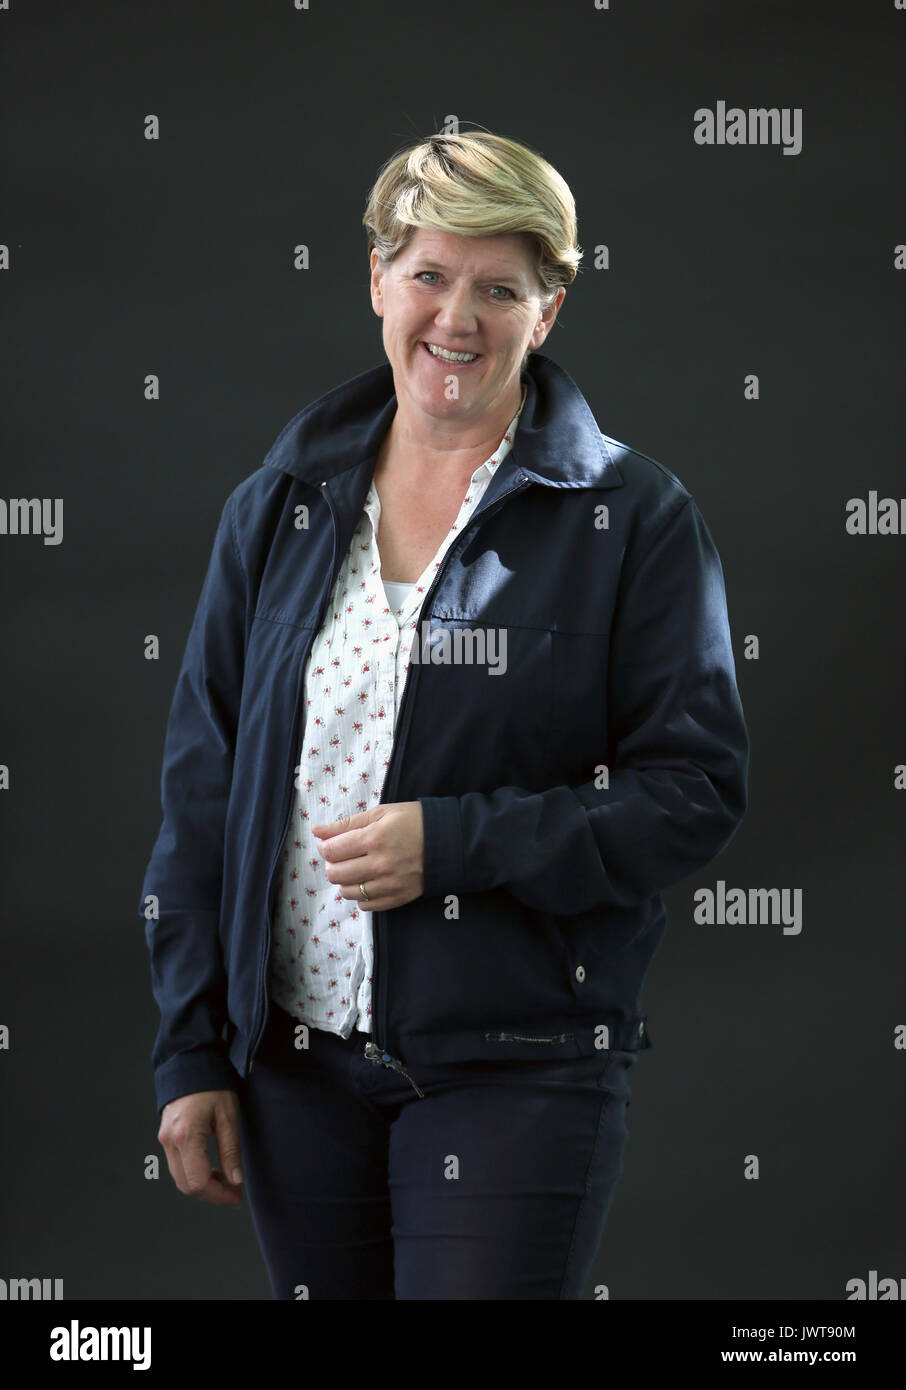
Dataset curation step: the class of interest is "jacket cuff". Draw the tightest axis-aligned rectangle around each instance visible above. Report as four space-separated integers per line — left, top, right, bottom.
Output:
418 795 466 899
154 1047 240 1115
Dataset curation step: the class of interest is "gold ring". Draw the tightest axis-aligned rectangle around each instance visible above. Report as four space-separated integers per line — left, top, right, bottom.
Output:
359 882 370 901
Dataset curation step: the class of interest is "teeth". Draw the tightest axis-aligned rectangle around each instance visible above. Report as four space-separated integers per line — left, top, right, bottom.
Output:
425 342 478 363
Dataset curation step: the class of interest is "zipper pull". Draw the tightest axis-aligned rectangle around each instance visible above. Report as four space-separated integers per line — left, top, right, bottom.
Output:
363 1041 424 1098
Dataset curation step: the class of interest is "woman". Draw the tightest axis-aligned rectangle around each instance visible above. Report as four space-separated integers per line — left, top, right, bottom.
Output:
140 130 749 1300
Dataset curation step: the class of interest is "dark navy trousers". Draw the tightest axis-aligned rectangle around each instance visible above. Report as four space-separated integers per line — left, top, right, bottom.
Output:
236 1000 636 1300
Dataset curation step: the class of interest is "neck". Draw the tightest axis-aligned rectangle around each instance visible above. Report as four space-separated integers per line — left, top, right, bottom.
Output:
377 379 524 485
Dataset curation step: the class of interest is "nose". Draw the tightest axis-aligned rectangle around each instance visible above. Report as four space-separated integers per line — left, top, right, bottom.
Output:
433 286 478 335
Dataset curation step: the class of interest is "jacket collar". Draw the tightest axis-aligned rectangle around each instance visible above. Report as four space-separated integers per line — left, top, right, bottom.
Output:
262 352 625 491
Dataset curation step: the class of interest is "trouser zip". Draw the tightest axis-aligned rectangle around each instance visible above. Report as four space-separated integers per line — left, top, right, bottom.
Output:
363 1041 424 1098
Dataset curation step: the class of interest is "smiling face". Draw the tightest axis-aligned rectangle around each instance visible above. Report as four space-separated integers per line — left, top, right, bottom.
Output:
369 228 565 429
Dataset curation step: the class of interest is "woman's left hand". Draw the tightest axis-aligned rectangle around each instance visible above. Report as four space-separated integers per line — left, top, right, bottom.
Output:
312 802 425 912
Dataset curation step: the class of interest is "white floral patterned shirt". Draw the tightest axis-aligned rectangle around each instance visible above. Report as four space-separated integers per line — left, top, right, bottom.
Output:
268 383 527 1037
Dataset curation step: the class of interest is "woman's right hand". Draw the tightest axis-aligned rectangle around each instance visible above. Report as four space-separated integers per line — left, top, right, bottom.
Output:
158 1090 244 1207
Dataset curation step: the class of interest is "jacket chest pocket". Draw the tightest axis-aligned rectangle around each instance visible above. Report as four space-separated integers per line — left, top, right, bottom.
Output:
401 622 555 792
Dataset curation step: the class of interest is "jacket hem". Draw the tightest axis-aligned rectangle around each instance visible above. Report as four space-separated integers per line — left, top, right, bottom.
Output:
392 1016 652 1064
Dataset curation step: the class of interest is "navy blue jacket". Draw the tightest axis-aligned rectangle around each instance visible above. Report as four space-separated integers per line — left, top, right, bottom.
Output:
139 352 749 1113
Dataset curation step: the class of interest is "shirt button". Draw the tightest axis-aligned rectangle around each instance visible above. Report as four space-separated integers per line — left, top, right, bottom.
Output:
575 965 586 983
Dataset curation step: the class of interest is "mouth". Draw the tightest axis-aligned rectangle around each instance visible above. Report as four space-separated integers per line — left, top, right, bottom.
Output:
421 340 482 367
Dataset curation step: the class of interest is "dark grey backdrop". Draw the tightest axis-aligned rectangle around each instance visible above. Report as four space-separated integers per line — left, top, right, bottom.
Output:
1 0 903 1299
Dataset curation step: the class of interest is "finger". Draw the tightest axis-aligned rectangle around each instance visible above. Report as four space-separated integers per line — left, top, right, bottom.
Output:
315 828 372 861
322 850 375 887
163 1142 192 1196
178 1122 215 1197
196 1169 243 1208
344 885 408 912
178 1143 242 1208
311 810 371 838
164 1133 237 1205
341 884 389 905
214 1101 244 1191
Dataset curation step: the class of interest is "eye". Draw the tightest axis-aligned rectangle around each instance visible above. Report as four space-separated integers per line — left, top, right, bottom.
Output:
414 271 515 300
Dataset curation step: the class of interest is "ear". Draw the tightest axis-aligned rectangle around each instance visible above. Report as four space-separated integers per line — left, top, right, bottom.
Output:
529 286 566 350
369 249 385 318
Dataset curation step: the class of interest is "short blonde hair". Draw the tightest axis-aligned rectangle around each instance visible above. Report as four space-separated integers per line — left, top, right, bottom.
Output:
363 130 582 369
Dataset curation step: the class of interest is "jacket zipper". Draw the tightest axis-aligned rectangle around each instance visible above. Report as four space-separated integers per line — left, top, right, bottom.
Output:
368 472 533 1097
249 468 532 1084
247 483 339 1073
362 1041 425 1096
484 1031 572 1044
